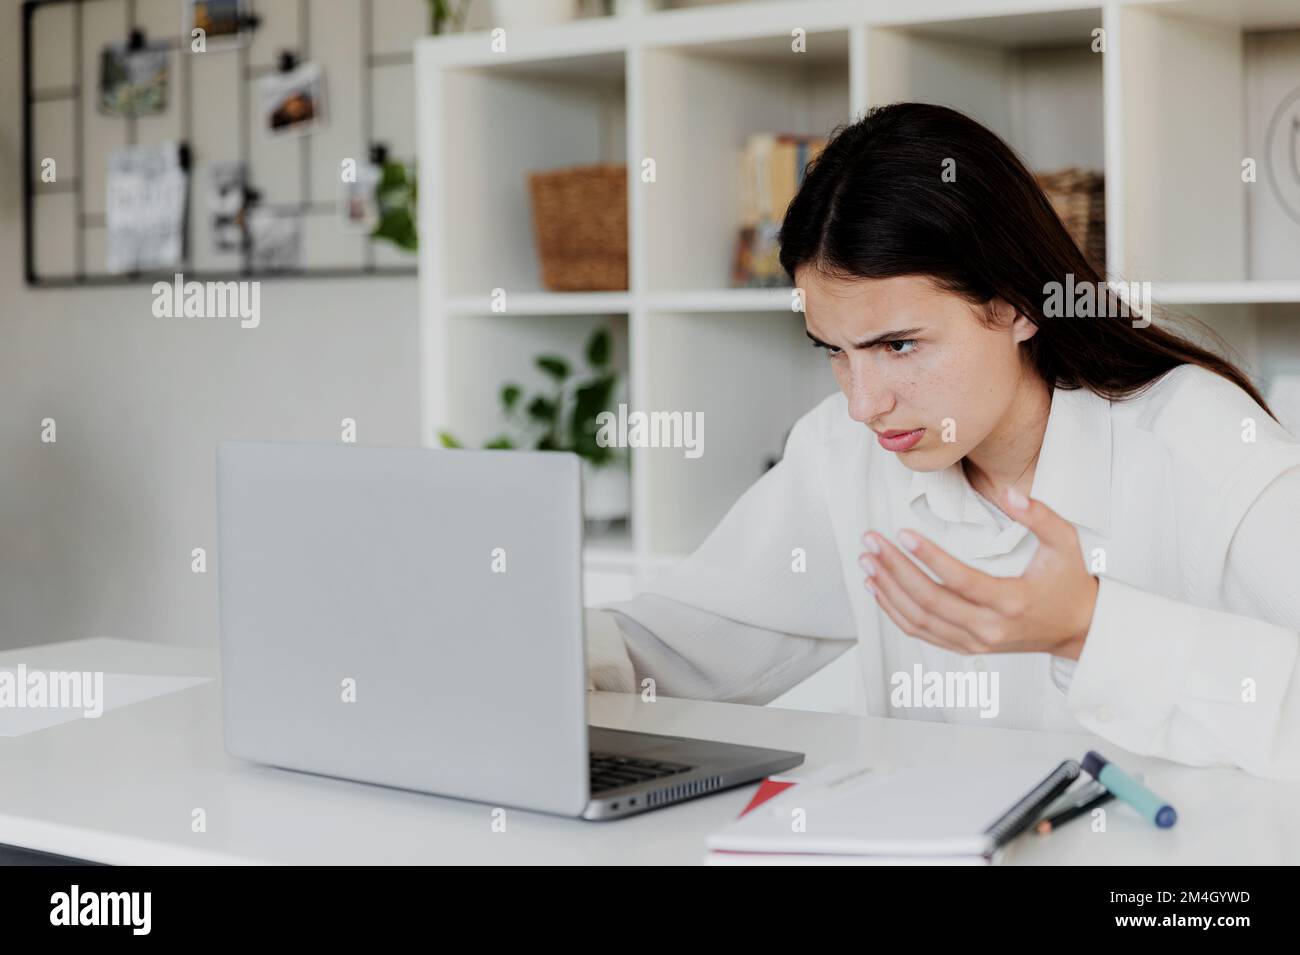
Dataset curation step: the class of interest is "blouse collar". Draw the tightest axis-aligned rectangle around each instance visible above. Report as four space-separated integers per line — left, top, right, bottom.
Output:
905 384 1113 540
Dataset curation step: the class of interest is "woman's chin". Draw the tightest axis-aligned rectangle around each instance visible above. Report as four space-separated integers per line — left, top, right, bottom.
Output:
891 443 962 473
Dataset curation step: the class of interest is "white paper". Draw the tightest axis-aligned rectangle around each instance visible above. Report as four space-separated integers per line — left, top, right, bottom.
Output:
105 142 188 274
247 207 303 271
706 762 1053 858
0 669 209 738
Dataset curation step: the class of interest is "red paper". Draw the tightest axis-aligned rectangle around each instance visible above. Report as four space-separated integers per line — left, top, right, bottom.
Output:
739 778 796 817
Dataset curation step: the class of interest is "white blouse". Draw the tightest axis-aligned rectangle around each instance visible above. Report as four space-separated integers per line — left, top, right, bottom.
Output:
586 364 1300 779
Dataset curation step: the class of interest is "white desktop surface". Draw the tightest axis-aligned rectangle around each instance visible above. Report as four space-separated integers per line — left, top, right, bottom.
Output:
0 638 1296 865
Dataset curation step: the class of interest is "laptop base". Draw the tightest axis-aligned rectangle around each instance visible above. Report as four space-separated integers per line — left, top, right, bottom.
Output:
582 726 803 821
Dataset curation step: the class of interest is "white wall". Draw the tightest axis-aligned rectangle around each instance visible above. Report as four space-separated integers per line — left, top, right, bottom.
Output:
0 1 421 650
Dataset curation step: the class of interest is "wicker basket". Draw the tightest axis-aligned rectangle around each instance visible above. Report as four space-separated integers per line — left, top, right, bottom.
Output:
1035 168 1106 273
527 163 628 291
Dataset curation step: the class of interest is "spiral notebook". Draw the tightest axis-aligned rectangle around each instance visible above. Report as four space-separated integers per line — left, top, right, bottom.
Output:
705 760 1080 864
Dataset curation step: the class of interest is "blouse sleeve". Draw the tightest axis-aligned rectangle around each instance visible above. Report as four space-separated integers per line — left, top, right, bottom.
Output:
1062 467 1300 778
585 405 858 705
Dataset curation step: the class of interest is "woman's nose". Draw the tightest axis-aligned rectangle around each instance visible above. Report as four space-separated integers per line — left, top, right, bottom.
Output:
845 376 893 425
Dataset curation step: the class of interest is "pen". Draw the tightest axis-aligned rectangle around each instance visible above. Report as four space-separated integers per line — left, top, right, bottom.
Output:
1082 750 1178 828
1035 785 1114 835
984 759 1081 849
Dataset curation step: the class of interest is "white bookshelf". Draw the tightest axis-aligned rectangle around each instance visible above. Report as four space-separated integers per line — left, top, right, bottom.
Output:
416 0 1300 592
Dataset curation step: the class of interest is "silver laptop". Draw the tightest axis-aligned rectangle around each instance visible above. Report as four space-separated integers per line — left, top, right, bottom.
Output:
217 442 803 820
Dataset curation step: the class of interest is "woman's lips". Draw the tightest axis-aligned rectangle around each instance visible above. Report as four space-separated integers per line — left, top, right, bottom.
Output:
877 428 925 452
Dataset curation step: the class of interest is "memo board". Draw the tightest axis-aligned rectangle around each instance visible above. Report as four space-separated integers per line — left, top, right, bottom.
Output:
22 0 425 287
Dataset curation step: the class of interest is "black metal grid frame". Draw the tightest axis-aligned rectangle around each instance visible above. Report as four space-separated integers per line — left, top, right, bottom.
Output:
22 0 418 287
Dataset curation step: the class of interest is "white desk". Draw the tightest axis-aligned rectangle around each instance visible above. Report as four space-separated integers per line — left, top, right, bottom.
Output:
1 638 1296 865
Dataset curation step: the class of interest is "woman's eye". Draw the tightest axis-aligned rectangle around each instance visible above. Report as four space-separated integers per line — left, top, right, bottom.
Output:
884 339 918 355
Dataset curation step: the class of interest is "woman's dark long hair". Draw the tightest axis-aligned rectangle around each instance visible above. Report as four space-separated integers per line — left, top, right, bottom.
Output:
778 102 1273 417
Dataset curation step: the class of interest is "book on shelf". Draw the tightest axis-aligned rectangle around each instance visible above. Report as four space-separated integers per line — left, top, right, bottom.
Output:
734 132 828 288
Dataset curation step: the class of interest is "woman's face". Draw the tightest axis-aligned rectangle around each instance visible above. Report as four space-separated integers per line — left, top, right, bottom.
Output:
797 268 1039 472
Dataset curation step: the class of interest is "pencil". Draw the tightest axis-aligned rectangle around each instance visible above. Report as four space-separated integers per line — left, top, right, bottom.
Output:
1035 789 1115 834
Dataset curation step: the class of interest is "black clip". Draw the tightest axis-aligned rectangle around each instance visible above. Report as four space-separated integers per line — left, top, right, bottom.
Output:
369 142 388 167
243 186 262 206
277 50 299 73
177 141 191 170
128 28 146 51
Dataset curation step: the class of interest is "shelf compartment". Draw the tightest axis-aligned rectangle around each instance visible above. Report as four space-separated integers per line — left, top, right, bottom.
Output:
440 309 629 442
642 308 836 555
435 51 628 296
866 8 1105 176
1165 301 1300 428
436 309 635 544
1118 1 1300 284
639 30 852 293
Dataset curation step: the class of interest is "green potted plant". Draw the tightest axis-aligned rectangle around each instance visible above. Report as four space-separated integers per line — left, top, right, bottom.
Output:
427 0 475 34
370 157 417 251
438 326 630 525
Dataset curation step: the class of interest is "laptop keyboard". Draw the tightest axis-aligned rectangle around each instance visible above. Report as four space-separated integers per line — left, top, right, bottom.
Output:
589 751 695 794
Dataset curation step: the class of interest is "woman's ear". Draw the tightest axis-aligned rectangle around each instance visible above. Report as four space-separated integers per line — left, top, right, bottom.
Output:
1000 299 1039 344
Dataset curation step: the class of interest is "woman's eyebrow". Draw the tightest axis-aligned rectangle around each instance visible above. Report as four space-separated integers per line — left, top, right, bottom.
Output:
805 327 924 349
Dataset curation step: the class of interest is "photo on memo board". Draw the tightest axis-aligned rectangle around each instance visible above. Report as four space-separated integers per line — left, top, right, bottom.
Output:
340 161 380 232
184 0 251 50
258 62 327 139
208 161 247 253
98 42 169 117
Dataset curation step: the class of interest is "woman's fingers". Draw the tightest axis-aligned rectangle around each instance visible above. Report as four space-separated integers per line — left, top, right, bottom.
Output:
866 534 999 634
1002 490 1078 552
865 576 967 655
861 547 980 653
861 502 1087 656
890 528 1027 621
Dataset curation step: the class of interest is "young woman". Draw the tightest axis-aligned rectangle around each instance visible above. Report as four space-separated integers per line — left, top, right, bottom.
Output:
586 103 1300 779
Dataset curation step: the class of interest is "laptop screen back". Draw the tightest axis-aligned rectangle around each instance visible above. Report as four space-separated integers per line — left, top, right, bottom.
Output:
217 442 589 816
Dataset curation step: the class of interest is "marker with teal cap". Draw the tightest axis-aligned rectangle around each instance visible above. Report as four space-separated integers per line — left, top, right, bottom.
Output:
1082 751 1177 828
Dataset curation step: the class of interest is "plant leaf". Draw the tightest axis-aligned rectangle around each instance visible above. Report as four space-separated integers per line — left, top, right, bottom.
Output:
437 431 463 448
378 160 408 191
500 383 522 412
535 355 570 382
586 327 611 368
570 373 618 463
526 395 557 424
